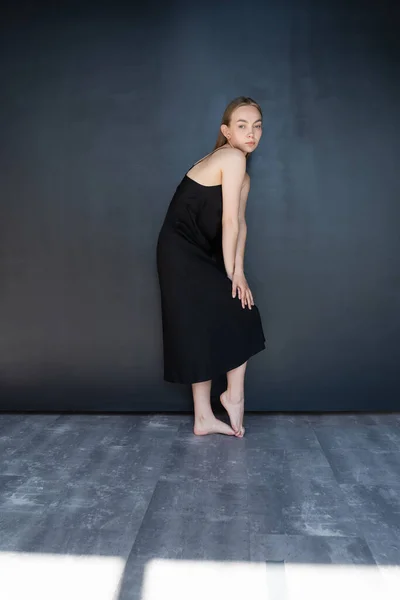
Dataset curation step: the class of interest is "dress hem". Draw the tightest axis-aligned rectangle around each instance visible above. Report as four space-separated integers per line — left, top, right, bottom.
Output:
163 341 266 385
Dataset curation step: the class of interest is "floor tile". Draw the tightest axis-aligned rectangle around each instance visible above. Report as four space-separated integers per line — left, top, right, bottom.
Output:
315 424 400 451
305 413 377 426
130 512 250 561
244 421 320 450
368 413 400 428
146 479 249 520
161 436 248 483
340 483 400 540
13 524 135 558
250 532 376 563
246 448 285 483
322 449 400 485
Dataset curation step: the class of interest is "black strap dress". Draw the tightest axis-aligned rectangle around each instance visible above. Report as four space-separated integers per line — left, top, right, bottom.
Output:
156 156 266 384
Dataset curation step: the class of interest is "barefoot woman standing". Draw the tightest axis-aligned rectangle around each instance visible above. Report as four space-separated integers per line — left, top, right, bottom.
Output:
156 96 266 437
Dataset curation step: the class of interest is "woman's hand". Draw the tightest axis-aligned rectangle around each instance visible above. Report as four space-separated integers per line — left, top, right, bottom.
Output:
231 271 254 310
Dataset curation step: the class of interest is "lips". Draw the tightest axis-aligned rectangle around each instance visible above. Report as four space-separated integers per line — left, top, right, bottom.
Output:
245 142 255 145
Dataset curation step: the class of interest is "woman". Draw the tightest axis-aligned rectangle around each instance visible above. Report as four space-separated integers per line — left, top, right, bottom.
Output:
156 96 266 438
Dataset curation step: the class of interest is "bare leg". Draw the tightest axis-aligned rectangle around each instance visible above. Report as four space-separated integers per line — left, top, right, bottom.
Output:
192 380 236 436
220 361 247 437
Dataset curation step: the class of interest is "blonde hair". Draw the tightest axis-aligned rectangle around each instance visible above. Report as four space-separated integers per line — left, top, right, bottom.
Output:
213 96 263 157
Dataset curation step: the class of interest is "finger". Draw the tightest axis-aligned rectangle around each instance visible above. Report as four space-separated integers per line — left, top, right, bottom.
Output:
249 289 254 305
232 283 236 298
237 286 243 307
248 290 253 309
243 290 249 309
243 292 249 308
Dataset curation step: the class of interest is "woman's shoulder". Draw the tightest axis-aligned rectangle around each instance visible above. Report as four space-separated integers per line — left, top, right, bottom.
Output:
187 146 247 186
217 146 246 164
194 145 245 169
217 147 248 182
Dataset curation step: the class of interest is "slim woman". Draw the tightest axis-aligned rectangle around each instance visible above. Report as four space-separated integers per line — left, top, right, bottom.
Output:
156 96 266 438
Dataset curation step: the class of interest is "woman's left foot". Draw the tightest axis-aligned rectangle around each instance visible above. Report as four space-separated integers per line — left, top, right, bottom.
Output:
236 426 245 438
220 391 245 435
194 416 236 436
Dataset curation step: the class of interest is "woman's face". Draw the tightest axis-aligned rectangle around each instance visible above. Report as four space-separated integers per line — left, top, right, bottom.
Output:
223 105 263 154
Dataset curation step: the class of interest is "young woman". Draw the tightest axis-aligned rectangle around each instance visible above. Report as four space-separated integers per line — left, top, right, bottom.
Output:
156 96 266 438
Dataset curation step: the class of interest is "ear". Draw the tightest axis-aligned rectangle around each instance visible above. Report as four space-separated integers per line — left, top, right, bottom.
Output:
220 124 229 138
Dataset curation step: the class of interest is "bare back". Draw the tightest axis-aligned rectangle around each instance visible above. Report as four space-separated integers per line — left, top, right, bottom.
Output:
186 146 247 187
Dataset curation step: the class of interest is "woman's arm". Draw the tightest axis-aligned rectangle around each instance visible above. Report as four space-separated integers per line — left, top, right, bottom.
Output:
233 175 250 274
221 150 247 279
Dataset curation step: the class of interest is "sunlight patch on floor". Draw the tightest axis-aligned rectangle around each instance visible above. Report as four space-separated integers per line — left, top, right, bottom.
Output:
0 552 125 600
0 552 398 600
138 558 284 599
138 558 398 600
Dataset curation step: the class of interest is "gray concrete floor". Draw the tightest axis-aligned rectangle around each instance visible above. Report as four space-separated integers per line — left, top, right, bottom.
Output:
0 411 399 599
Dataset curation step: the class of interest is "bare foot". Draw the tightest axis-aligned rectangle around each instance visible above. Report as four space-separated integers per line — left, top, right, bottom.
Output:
236 426 246 438
220 390 245 436
193 416 236 436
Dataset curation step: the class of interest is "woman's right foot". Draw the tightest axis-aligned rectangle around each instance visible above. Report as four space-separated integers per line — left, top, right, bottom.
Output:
220 391 245 436
193 416 236 436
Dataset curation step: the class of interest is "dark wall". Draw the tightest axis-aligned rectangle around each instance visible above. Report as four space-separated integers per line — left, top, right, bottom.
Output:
1 0 399 412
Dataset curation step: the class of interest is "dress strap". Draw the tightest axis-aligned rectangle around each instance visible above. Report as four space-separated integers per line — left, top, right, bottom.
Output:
189 147 224 171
